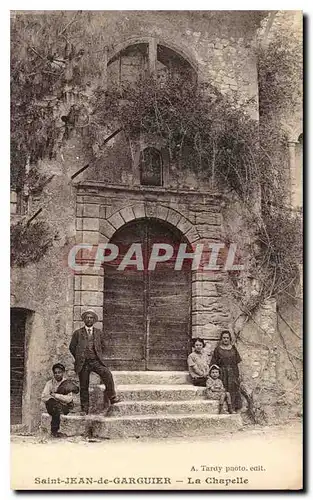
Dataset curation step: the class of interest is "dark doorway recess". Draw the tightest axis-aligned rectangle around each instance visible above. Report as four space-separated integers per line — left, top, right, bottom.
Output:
11 308 28 424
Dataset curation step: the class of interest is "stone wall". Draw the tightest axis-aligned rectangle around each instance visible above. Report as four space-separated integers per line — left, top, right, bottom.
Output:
71 11 262 114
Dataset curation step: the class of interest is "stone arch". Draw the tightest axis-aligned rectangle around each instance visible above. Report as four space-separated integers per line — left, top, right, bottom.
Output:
107 36 199 74
99 204 200 246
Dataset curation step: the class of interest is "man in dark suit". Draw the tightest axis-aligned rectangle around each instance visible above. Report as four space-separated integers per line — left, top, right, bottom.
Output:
69 309 120 414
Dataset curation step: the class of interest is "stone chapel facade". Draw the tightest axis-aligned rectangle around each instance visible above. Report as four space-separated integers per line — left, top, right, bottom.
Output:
10 11 302 429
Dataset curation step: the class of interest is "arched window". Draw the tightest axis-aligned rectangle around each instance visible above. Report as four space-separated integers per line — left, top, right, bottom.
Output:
107 41 196 89
139 147 163 186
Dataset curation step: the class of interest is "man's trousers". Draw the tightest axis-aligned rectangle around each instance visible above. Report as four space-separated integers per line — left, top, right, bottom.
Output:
78 359 116 413
45 398 73 435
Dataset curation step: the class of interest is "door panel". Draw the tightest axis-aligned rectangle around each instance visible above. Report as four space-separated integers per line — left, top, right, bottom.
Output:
103 219 191 370
11 309 27 424
103 223 146 369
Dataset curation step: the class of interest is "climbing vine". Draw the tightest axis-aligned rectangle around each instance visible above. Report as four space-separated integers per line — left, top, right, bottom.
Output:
10 10 302 314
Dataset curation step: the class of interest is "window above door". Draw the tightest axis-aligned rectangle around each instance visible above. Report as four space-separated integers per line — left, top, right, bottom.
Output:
139 147 163 187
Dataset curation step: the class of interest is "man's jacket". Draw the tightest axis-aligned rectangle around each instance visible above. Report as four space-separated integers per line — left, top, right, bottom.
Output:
69 327 107 373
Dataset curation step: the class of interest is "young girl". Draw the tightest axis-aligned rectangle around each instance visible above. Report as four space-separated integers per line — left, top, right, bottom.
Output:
206 364 233 414
187 338 210 386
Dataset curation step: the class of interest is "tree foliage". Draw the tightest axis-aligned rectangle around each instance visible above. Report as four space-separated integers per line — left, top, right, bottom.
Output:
10 220 54 267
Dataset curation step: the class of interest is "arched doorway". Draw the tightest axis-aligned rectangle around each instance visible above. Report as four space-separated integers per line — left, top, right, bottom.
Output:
103 218 192 370
10 308 30 424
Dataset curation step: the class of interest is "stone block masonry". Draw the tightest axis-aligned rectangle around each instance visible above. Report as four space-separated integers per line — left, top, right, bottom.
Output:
73 184 231 344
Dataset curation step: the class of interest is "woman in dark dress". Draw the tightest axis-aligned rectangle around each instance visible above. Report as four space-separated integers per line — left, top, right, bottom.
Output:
210 330 242 412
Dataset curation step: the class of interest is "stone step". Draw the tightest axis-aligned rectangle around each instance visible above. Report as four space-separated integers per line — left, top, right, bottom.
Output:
73 385 207 413
117 385 207 401
74 399 219 416
68 371 192 386
113 371 191 385
41 412 242 439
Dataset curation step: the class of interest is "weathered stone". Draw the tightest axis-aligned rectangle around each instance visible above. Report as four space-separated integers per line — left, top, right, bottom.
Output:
75 230 83 244
100 219 115 239
196 213 222 225
83 204 100 218
185 227 201 243
145 203 159 219
192 324 222 338
192 280 219 296
76 204 83 217
120 206 135 223
99 233 109 244
192 297 221 311
177 217 193 235
155 205 169 221
82 217 99 231
73 266 104 277
98 204 106 219
82 231 99 244
108 400 219 416
80 275 103 292
73 305 83 321
74 291 81 306
74 275 81 291
197 224 221 239
166 208 182 226
107 211 125 230
80 291 104 307
41 411 242 439
192 310 230 327
132 203 146 219
76 217 83 231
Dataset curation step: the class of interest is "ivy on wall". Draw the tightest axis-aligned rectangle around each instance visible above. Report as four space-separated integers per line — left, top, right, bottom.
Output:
10 10 302 312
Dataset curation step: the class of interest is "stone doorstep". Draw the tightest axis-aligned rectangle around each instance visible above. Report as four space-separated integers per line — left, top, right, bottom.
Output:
74 399 220 417
113 371 192 385
68 371 192 386
41 413 242 439
73 385 209 413
117 385 207 401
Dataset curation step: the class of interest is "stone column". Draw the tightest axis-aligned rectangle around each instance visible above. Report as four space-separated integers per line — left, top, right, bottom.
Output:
148 37 157 75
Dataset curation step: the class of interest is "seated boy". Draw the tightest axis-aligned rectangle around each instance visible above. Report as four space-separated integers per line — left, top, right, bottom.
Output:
206 364 233 414
41 363 74 438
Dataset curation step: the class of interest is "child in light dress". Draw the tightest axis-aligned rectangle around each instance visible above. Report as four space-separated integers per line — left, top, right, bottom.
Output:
206 364 233 414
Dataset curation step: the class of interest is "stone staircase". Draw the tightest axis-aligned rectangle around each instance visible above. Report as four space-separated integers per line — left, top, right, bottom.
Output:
41 371 242 439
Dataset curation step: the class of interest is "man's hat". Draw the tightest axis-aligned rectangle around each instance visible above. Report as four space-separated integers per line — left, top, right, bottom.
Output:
52 362 65 372
81 308 99 322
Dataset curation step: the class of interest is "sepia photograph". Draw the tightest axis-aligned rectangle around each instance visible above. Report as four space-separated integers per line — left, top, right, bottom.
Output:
10 8 303 491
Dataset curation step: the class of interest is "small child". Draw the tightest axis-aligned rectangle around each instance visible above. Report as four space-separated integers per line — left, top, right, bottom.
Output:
206 364 233 414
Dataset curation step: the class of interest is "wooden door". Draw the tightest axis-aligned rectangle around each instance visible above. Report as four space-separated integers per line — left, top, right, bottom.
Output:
146 222 191 370
103 219 191 370
10 309 27 424
103 223 146 369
